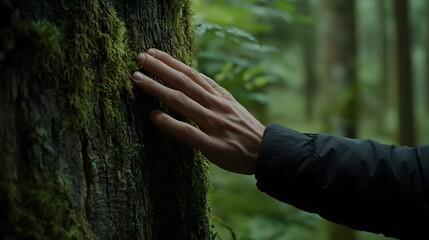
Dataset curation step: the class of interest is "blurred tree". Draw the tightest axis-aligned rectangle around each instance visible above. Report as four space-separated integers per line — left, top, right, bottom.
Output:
320 0 358 238
393 0 416 146
320 0 358 139
426 0 429 115
0 0 211 239
297 0 318 121
376 0 389 134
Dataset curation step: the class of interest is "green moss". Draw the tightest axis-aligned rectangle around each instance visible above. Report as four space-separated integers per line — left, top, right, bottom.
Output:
171 0 196 67
5 172 94 240
196 156 215 238
53 0 135 131
0 124 94 239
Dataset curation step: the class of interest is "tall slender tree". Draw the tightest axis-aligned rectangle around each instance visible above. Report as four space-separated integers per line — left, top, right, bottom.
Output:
393 0 415 146
0 0 211 239
426 0 429 115
376 0 389 134
298 0 318 121
320 0 359 139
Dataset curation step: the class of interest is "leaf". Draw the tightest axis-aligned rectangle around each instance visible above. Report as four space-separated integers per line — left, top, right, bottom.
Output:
195 22 259 45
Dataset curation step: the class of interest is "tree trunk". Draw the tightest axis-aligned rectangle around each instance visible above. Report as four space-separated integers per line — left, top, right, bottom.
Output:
320 0 358 139
0 0 211 239
376 0 389 134
393 0 415 146
426 0 429 115
298 0 318 121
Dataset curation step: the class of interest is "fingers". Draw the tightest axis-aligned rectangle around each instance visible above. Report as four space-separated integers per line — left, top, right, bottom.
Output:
132 50 264 175
146 49 218 95
132 71 214 129
137 48 235 102
137 52 213 108
150 110 213 152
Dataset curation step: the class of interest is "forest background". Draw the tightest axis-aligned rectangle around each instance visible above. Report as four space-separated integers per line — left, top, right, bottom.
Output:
194 0 428 239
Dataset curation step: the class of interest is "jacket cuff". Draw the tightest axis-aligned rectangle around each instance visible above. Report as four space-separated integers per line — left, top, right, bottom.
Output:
255 123 317 201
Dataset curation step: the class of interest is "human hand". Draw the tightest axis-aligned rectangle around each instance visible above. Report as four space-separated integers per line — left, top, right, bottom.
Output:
132 49 265 175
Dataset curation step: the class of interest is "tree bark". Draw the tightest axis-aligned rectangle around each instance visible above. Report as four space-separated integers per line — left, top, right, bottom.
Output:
0 0 211 239
393 0 415 146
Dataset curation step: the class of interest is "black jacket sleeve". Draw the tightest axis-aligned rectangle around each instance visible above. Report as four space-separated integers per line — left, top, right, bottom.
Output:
255 123 429 240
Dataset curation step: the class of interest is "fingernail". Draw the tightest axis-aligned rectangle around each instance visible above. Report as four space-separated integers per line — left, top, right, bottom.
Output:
147 48 156 56
136 53 146 63
150 110 162 119
132 71 144 82
150 110 158 117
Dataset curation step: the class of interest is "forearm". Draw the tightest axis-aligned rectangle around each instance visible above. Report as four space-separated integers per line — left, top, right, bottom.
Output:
255 123 429 239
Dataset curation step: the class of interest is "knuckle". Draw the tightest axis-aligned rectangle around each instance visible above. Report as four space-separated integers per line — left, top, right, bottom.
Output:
221 90 233 100
178 72 189 82
221 104 234 114
155 112 169 123
169 91 187 105
214 97 235 114
173 73 192 89
179 124 195 141
207 113 228 129
186 68 200 79
216 117 229 129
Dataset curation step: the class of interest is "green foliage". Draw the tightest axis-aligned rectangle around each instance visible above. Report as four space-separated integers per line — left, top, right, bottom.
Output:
193 0 308 121
214 62 272 106
211 215 237 240
195 21 282 121
208 166 318 240
194 0 299 33
196 23 258 45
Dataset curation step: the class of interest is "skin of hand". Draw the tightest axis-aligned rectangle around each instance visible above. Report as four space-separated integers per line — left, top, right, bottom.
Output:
132 49 265 175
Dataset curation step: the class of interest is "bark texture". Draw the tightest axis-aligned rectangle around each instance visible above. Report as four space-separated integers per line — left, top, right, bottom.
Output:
0 0 211 239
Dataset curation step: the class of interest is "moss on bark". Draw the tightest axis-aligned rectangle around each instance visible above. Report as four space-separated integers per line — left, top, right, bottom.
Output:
0 0 135 238
54 0 135 131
